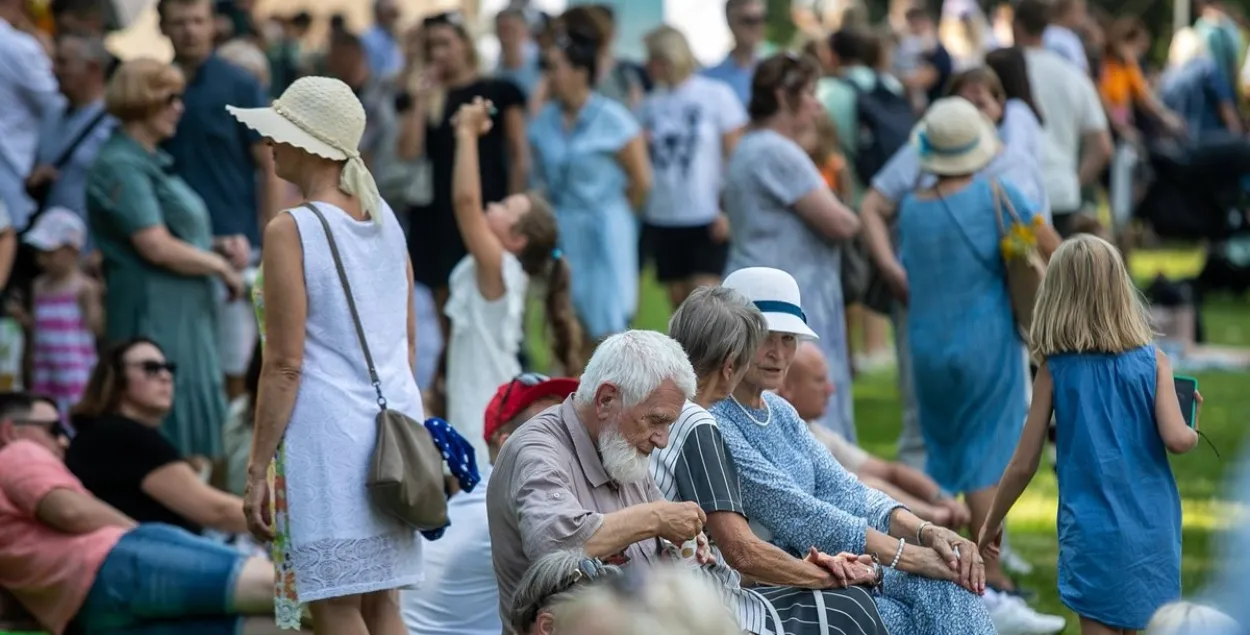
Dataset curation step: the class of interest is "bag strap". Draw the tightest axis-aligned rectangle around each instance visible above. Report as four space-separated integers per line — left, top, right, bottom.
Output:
301 203 389 411
933 182 1002 278
51 108 110 170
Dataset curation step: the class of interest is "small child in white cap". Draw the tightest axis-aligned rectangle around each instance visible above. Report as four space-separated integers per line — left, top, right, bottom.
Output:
18 208 101 418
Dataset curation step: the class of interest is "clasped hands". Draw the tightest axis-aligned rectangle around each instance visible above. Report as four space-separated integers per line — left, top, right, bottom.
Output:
804 548 878 588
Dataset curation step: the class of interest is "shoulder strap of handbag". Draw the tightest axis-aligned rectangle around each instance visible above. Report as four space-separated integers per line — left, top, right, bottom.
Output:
51 108 110 170
933 179 1003 278
301 202 389 411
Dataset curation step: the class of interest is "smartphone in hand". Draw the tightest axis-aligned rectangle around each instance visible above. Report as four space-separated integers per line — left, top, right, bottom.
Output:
1174 375 1199 428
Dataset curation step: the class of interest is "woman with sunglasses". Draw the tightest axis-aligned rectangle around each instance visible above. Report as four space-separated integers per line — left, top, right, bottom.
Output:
65 337 249 538
86 58 241 458
403 10 530 344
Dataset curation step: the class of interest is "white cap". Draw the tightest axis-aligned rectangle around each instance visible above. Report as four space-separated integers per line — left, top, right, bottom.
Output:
722 267 819 340
24 208 86 251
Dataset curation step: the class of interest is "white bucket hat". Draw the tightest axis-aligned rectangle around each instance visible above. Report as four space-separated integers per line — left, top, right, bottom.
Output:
226 76 382 221
911 96 1001 176
24 207 86 251
722 267 819 340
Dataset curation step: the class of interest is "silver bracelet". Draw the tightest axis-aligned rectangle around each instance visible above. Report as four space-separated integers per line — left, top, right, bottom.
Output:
916 521 932 547
889 537 905 569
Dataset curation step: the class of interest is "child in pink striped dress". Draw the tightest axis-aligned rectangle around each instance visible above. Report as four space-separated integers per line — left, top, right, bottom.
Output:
23 208 102 419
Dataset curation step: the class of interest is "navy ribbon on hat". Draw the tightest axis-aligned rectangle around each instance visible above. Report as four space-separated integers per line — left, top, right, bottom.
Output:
753 300 808 324
917 130 982 158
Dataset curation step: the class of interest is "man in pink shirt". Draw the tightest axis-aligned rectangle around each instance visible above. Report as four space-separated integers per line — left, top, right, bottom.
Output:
0 392 285 635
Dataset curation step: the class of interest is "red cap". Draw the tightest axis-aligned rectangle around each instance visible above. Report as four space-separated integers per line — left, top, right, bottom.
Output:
483 374 579 442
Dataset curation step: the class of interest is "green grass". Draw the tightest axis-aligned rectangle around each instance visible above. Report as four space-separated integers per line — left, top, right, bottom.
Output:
526 266 1249 635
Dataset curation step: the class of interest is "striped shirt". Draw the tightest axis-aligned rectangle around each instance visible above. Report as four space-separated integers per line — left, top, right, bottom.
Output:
651 401 775 633
31 284 96 417
652 401 890 635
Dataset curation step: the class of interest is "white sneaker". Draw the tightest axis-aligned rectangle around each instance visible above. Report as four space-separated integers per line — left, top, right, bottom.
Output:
985 591 1066 635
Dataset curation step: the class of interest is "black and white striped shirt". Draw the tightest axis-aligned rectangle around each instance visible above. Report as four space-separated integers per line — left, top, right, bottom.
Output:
650 401 775 634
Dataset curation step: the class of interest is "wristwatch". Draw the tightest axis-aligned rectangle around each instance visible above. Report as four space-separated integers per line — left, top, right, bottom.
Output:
868 554 885 588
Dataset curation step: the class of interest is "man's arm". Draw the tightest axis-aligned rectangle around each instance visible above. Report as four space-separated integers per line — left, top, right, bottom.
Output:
35 488 135 534
1076 78 1113 188
858 457 942 504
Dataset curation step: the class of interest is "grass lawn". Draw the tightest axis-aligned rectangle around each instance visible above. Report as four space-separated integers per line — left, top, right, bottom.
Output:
524 257 1249 635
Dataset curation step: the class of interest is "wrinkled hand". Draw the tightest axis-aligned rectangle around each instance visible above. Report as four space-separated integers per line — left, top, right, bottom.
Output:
452 98 495 137
654 501 706 544
927 526 984 594
911 544 958 583
243 472 274 542
806 548 877 587
694 532 716 565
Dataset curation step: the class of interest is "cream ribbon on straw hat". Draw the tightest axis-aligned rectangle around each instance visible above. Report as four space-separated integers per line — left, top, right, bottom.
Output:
226 76 382 223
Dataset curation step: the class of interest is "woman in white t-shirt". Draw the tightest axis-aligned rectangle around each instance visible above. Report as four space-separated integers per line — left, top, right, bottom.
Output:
639 26 748 308
446 98 583 461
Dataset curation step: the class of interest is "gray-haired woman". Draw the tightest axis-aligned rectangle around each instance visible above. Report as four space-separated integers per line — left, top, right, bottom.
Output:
510 551 621 635
649 286 888 635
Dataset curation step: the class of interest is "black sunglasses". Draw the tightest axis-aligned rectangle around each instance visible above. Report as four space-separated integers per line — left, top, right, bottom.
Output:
12 417 71 440
495 372 551 426
128 360 177 377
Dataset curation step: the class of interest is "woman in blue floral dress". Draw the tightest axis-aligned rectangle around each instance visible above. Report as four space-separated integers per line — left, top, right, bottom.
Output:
712 266 997 635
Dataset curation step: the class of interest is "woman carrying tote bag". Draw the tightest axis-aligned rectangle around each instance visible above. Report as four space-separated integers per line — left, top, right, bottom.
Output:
230 76 429 635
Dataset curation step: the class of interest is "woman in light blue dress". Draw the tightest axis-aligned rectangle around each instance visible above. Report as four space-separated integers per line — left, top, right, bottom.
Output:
529 28 650 345
722 54 861 442
862 97 1046 596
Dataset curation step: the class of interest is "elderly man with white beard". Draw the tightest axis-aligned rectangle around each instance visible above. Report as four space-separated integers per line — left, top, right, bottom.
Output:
486 330 712 632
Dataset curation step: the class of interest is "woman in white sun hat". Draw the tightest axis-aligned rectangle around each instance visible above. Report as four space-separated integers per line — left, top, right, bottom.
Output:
232 76 426 635
710 266 997 635
859 97 1061 606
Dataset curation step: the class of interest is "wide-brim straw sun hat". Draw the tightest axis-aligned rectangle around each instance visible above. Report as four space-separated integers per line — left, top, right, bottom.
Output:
911 96 1001 176
226 76 381 220
722 267 819 340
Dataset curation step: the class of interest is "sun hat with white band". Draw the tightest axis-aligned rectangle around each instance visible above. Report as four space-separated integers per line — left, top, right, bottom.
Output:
225 76 382 223
722 267 819 340
911 96 1001 177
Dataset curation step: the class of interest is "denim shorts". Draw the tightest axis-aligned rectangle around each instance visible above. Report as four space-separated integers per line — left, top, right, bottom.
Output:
71 524 245 635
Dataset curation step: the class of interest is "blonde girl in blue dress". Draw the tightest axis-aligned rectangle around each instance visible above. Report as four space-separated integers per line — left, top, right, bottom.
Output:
979 235 1203 635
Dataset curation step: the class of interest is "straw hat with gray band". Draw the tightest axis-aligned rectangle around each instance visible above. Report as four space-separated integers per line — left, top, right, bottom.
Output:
226 76 382 223
911 96 1001 176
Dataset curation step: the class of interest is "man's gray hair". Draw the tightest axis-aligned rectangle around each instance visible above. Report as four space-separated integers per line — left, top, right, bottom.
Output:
509 550 621 634
573 330 697 409
668 286 768 381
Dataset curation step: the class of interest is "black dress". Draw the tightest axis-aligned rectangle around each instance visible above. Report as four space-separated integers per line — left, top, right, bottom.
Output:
408 77 526 291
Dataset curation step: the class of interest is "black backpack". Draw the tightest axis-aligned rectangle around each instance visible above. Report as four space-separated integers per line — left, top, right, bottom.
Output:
850 75 916 185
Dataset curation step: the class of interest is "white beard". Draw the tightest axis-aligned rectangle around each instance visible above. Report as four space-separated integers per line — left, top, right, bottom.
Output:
598 425 651 485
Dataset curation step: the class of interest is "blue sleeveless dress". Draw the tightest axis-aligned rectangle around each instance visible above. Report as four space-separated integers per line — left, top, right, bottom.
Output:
1049 345 1182 629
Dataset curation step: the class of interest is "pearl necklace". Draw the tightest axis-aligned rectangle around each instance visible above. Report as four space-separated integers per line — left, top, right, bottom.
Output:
730 394 771 427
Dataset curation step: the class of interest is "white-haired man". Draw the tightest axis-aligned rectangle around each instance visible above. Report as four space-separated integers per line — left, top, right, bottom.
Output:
486 330 709 631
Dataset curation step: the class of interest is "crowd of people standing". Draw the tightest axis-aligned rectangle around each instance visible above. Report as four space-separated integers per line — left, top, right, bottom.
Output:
0 0 1246 633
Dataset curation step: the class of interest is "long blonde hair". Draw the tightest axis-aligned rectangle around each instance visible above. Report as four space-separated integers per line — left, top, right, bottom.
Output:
1029 235 1154 360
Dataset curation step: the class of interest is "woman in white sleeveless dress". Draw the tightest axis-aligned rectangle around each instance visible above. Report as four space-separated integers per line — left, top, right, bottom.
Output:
230 76 425 635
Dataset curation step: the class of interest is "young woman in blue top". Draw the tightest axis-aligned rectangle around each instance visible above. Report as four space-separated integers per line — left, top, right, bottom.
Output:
978 235 1203 635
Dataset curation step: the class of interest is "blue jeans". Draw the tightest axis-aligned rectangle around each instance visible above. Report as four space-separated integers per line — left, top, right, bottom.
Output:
72 524 246 635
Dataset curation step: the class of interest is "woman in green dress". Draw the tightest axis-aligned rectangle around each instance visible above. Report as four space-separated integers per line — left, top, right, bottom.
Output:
86 58 243 457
